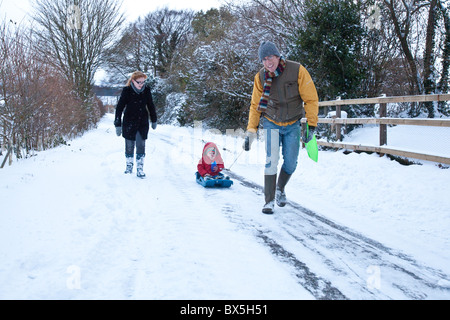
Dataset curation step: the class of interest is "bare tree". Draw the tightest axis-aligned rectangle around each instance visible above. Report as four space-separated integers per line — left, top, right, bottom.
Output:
438 1 450 97
0 18 83 162
32 0 124 122
230 0 306 41
0 20 44 158
143 8 194 77
383 0 449 117
102 18 154 83
102 7 193 81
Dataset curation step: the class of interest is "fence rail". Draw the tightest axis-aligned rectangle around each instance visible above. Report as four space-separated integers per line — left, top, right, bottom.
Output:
317 93 450 106
302 94 450 165
317 118 450 127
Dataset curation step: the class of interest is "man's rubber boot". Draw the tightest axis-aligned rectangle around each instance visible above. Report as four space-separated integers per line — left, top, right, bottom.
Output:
262 174 277 214
276 169 292 207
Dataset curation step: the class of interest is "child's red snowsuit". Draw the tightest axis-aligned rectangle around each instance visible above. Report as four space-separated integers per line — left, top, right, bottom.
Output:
197 142 225 177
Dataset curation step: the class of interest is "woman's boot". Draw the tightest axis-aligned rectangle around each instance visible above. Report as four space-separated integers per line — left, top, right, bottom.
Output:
124 154 134 174
136 153 146 178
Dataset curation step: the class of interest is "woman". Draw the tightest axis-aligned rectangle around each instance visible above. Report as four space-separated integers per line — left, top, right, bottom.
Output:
114 71 157 178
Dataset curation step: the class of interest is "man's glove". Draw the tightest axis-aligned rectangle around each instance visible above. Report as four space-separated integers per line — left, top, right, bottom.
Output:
151 122 157 130
115 126 122 137
302 126 315 143
243 132 257 151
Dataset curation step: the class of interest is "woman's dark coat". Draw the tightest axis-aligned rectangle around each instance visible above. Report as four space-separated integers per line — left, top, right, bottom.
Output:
114 86 157 140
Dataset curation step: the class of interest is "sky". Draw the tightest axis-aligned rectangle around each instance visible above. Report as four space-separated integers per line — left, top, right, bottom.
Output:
0 0 224 24
1 0 224 84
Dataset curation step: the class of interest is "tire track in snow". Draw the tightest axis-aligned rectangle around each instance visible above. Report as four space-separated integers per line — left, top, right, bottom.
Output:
225 170 450 299
154 129 450 299
155 131 346 299
130 138 315 299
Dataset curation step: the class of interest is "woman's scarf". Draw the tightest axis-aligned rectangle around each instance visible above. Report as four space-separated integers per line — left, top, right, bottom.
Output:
257 57 286 112
131 81 146 94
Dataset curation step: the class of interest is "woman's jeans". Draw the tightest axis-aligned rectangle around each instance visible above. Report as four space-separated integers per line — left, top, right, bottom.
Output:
263 118 301 176
125 131 145 156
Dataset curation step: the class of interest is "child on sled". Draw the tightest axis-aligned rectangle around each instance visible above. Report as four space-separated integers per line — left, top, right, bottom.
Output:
197 142 230 180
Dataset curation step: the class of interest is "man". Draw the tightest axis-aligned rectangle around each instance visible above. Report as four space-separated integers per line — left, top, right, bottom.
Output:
243 41 319 214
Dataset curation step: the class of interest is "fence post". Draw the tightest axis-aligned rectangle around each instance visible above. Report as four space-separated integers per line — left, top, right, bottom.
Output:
379 103 387 157
336 104 342 141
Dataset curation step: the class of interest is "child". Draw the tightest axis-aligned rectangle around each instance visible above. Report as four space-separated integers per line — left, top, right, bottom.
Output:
197 142 227 180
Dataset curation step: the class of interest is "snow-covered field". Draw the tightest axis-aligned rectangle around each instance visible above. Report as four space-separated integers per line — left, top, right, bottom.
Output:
1 113 449 300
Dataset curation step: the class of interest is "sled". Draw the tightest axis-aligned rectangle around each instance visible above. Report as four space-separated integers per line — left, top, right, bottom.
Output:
195 172 233 188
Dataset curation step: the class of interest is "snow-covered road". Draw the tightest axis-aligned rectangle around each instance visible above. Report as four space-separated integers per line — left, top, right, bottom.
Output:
1 114 449 299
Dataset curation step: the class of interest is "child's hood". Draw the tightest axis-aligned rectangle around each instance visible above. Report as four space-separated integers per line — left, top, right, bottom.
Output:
201 142 224 165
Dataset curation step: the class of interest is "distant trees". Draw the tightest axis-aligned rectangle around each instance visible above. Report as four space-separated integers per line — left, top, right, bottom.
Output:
101 7 194 118
145 8 195 77
1 0 123 160
103 8 194 81
107 0 446 131
32 0 124 125
290 0 365 100
382 0 450 117
0 20 83 159
176 8 259 129
102 18 151 85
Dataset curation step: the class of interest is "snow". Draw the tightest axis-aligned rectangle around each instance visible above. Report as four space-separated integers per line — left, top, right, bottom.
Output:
1 113 450 300
344 124 450 157
327 110 348 118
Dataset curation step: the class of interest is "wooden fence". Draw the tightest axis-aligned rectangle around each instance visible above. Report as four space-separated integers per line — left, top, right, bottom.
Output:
302 94 450 165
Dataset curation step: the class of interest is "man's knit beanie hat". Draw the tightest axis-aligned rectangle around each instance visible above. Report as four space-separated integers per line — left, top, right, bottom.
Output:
258 41 281 61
